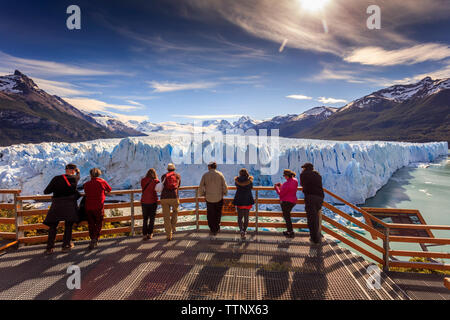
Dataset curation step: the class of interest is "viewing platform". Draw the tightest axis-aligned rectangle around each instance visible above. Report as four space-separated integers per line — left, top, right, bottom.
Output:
0 187 449 300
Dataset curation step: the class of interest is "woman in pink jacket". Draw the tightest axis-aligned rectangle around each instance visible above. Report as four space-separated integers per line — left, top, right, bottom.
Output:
274 169 298 238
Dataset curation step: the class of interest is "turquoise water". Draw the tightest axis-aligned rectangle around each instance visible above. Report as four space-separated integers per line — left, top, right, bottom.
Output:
362 154 450 260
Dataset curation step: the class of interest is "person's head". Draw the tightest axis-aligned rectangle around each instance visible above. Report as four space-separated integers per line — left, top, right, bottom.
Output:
90 168 102 178
239 168 249 178
208 162 217 170
145 168 158 180
65 163 78 176
283 169 296 180
301 163 314 172
167 163 176 172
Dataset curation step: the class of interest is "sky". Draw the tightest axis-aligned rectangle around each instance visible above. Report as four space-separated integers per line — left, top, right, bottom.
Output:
0 0 449 123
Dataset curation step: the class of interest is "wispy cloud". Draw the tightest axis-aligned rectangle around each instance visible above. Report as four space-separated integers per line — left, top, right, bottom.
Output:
64 97 142 113
0 51 131 77
148 80 218 93
344 44 450 66
182 0 450 66
106 112 150 123
317 97 347 104
286 94 313 100
33 78 95 97
172 114 243 119
126 100 145 107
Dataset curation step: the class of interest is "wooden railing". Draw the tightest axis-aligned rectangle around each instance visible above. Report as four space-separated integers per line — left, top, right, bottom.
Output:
0 187 449 271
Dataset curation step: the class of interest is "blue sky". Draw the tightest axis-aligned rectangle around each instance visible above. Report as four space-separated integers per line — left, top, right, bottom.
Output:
0 0 449 123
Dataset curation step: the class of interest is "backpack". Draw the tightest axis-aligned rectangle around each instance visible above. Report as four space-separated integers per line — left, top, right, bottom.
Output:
164 172 178 190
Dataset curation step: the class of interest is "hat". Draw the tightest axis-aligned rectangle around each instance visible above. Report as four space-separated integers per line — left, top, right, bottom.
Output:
167 163 176 171
301 162 314 170
65 163 78 170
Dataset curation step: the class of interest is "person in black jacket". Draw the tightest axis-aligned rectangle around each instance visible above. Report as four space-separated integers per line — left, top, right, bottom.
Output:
232 168 255 239
300 163 324 244
43 163 81 254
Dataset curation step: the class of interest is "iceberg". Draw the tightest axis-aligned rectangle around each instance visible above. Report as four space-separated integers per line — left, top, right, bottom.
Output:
0 134 447 204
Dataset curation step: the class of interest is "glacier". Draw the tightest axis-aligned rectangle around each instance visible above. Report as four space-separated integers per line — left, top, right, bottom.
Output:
0 134 447 204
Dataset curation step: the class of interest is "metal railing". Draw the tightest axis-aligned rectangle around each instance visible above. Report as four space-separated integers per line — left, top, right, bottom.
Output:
0 187 449 271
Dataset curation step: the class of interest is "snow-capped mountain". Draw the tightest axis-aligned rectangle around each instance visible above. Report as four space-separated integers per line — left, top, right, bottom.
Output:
88 113 146 137
341 77 450 111
291 77 450 143
0 70 139 146
254 106 338 136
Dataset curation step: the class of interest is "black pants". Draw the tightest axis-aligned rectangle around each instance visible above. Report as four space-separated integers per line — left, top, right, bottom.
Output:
47 221 74 249
237 208 250 232
305 195 324 243
281 201 296 233
142 203 157 236
206 200 223 233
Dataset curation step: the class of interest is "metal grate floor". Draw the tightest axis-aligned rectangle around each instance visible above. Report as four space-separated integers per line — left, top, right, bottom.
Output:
0 230 416 300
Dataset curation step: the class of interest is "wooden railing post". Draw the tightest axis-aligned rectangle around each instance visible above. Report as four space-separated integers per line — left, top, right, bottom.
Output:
130 192 135 236
255 189 259 234
383 226 390 272
14 193 23 247
195 188 199 231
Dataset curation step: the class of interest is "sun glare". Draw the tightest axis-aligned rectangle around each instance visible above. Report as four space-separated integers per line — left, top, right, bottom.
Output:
299 0 330 13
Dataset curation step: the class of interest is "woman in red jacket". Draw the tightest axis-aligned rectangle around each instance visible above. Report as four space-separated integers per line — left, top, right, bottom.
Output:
83 168 112 249
141 168 159 240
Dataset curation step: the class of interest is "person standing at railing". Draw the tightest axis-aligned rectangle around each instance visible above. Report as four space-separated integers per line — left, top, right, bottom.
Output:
160 163 181 241
83 168 112 250
300 163 324 245
199 162 228 236
140 168 159 241
233 168 255 240
274 169 298 239
43 163 81 255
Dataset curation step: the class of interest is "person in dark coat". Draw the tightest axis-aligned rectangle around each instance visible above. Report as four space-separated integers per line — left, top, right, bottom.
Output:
232 168 255 239
300 163 325 244
83 168 112 250
43 163 81 254
140 168 159 241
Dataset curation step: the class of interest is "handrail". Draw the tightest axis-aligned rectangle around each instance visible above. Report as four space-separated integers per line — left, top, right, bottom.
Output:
0 186 449 271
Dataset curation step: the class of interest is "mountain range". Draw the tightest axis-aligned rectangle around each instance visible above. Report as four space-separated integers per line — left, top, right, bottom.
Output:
0 70 449 146
0 70 144 146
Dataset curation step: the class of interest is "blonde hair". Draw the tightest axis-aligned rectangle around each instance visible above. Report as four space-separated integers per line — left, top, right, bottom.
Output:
90 168 102 178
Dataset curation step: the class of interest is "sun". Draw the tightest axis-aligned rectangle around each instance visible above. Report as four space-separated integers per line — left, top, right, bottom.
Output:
299 0 330 13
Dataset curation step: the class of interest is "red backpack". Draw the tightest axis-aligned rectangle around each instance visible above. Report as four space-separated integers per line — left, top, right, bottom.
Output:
164 172 178 190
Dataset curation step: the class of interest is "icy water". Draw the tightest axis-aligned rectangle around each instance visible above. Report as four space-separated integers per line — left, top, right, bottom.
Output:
362 153 450 259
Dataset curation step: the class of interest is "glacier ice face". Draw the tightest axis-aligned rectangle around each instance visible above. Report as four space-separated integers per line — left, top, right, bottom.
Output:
0 134 447 204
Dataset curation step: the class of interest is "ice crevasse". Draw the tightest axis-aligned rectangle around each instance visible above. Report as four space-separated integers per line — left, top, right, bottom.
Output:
0 135 447 204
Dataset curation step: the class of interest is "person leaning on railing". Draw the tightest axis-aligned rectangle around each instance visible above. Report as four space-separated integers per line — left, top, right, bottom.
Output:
140 168 159 241
232 168 255 240
43 163 81 255
199 162 228 236
300 162 324 245
83 168 112 250
160 163 181 241
274 169 298 239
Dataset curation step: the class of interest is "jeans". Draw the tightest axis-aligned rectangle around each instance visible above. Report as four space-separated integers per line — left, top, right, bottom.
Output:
281 201 296 233
206 200 224 233
237 208 250 232
87 209 104 241
160 198 179 237
142 203 157 236
305 195 324 243
46 221 74 249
